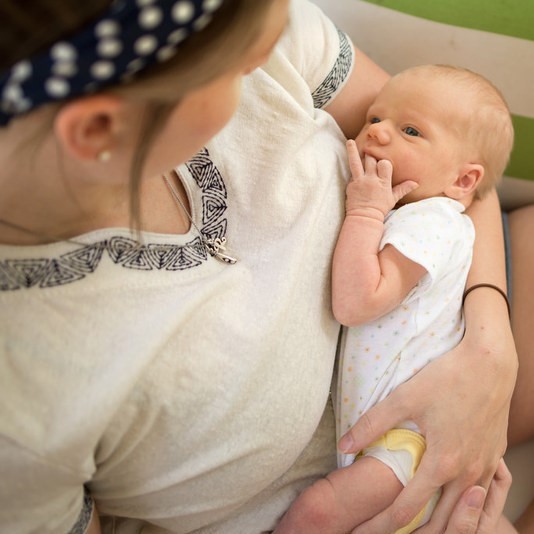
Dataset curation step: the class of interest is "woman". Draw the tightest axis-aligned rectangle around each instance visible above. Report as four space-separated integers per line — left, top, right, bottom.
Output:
0 0 515 532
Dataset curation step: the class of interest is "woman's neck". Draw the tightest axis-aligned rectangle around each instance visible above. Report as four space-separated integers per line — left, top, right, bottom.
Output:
0 118 192 246
0 183 131 246
0 164 192 246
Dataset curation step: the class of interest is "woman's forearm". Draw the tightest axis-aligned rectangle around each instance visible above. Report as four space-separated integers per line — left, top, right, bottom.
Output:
463 190 513 342
462 189 517 415
465 190 507 291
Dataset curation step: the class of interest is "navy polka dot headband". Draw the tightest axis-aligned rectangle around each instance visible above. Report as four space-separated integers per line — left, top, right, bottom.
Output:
0 0 224 126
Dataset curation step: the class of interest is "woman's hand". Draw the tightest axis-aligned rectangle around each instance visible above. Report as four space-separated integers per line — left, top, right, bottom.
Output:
444 459 515 534
339 327 517 534
339 189 517 533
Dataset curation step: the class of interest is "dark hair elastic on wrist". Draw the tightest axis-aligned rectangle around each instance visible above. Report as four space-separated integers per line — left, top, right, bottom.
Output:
462 283 511 318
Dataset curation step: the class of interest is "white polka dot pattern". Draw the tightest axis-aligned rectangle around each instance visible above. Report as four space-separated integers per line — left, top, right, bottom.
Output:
172 1 194 23
0 0 226 125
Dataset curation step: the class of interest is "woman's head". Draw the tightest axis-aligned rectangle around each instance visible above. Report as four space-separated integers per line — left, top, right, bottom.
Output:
0 0 289 231
0 0 285 123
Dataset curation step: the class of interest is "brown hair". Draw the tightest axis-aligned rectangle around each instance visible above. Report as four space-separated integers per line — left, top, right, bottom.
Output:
1 0 277 227
399 64 514 199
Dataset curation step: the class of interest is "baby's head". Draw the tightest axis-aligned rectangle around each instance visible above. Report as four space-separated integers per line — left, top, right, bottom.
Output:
356 64 514 205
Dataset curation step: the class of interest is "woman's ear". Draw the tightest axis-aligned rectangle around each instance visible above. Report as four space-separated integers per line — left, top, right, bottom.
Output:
54 95 125 161
445 163 485 200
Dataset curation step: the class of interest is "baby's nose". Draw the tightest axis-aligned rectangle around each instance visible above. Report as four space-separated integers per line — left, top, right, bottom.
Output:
368 121 391 144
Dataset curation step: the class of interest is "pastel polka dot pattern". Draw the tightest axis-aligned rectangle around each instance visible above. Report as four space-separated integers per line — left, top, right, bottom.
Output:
0 0 225 125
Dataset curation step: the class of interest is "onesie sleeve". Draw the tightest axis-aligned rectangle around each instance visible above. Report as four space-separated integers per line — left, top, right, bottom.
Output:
379 198 475 294
276 0 354 109
0 435 90 533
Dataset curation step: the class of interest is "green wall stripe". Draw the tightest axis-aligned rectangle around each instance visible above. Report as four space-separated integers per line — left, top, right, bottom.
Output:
360 0 534 42
507 115 534 181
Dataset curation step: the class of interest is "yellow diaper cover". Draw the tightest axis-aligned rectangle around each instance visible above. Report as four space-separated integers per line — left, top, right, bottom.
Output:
360 428 441 534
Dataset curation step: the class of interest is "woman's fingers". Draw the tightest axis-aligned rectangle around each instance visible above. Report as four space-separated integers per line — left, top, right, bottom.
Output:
477 460 513 533
442 486 487 534
338 390 405 454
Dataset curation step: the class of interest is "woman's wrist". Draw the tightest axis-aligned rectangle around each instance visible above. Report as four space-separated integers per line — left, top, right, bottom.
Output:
462 325 517 409
463 283 511 319
462 281 516 363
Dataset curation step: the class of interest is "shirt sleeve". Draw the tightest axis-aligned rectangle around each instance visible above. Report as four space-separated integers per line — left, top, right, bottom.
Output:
379 198 475 294
0 435 89 533
276 0 355 109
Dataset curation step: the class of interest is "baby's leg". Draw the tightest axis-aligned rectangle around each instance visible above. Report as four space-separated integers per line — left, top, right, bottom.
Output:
274 455 403 534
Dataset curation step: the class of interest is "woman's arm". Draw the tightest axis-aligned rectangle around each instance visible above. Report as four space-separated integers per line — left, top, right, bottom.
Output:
445 460 516 534
324 47 389 139
339 190 518 533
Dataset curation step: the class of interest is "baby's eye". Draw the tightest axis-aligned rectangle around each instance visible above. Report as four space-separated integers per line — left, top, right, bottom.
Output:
370 117 381 124
403 126 420 137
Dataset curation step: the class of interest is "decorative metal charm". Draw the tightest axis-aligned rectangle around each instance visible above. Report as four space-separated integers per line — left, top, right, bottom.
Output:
162 172 238 265
204 237 237 264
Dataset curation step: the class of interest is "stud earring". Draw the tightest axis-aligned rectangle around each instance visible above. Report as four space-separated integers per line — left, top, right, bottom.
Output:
97 150 111 163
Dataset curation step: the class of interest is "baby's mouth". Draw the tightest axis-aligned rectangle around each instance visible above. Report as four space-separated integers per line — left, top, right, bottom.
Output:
361 148 380 160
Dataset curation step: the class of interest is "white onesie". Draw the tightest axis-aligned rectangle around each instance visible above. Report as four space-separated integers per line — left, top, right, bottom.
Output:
337 197 475 470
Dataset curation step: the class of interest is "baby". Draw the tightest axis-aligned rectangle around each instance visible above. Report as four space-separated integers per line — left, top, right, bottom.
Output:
275 64 514 534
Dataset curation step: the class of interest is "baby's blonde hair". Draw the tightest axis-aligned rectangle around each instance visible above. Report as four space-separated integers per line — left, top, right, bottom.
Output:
398 64 514 199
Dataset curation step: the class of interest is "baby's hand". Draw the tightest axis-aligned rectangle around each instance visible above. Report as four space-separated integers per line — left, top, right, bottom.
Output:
345 139 418 221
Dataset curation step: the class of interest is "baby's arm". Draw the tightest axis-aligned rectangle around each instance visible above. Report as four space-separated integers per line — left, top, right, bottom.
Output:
332 140 423 326
275 455 403 534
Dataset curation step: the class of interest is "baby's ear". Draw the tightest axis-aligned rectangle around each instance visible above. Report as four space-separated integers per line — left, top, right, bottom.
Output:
445 163 484 200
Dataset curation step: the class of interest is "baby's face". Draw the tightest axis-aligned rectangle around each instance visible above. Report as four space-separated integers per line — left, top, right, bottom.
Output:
355 70 472 203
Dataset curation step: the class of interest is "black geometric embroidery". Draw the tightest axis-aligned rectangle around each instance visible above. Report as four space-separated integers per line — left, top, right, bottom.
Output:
118 246 155 271
166 237 207 271
0 263 19 291
146 244 181 270
40 259 87 288
312 29 353 109
186 147 229 242
68 489 93 534
60 243 105 273
203 192 227 228
107 236 140 264
4 258 49 288
203 217 227 241
187 147 227 197
0 148 230 290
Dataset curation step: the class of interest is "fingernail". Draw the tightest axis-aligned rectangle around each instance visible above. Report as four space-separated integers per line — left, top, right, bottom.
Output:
338 433 355 453
466 487 486 510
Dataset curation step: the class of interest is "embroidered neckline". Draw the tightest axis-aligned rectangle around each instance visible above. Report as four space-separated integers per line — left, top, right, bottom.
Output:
0 147 230 290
